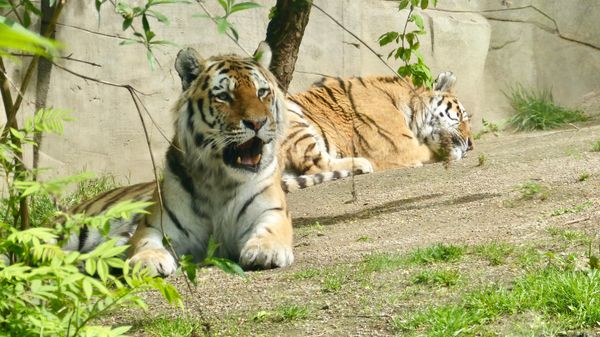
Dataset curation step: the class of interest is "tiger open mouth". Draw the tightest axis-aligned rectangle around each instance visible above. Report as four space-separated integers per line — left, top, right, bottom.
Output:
223 137 264 172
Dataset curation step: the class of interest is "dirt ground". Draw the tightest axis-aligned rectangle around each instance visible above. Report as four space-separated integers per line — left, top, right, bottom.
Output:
124 121 600 336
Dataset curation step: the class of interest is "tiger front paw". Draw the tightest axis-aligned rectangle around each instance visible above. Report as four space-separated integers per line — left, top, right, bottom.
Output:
129 248 177 277
239 237 294 270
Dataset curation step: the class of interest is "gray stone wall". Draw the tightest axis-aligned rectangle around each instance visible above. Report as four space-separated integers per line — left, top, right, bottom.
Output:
3 0 599 182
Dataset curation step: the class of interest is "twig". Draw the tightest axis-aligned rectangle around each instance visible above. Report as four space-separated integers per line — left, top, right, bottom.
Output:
10 53 103 67
194 0 251 57
564 217 591 226
51 62 179 151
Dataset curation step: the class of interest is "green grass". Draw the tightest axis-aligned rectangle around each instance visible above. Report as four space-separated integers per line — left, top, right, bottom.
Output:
251 304 309 323
142 316 202 337
547 227 592 244
517 181 548 201
406 244 465 265
361 244 465 273
591 139 600 152
474 118 501 140
411 269 461 287
322 273 345 293
550 201 592 216
477 153 486 166
292 267 321 280
395 268 600 335
505 85 588 131
471 242 514 266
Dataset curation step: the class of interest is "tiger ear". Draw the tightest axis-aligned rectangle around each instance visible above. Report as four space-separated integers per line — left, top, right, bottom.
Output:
433 71 457 93
253 41 272 68
175 48 204 91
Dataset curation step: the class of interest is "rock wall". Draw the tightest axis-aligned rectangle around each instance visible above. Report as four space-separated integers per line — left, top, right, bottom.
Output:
2 0 599 182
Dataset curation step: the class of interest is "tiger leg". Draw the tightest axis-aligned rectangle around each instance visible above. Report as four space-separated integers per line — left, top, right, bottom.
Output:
128 223 177 276
285 126 373 175
238 189 293 269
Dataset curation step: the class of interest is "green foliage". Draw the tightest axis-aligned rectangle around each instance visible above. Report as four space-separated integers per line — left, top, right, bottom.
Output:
140 316 202 337
396 265 600 335
0 113 181 337
471 242 514 266
517 181 548 201
251 304 309 323
0 16 60 58
292 267 321 280
411 268 460 287
477 153 486 167
322 273 345 293
506 84 589 131
550 201 592 217
194 0 261 42
378 0 438 87
406 243 465 265
591 139 600 152
474 118 501 140
180 238 246 286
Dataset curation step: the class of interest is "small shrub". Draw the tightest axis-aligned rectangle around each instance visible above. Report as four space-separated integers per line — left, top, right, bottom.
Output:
474 118 501 140
407 243 465 265
506 85 588 131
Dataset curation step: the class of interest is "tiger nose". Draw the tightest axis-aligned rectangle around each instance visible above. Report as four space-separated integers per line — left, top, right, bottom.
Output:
242 118 267 131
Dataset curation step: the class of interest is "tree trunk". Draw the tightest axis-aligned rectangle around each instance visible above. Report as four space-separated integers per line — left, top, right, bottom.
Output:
265 0 313 91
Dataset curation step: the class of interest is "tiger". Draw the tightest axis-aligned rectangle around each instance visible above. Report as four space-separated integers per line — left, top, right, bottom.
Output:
63 43 302 276
280 72 473 178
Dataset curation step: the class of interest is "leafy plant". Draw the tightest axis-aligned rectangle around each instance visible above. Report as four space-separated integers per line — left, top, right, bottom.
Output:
517 181 548 201
378 0 438 87
505 84 588 131
474 118 501 140
194 0 261 41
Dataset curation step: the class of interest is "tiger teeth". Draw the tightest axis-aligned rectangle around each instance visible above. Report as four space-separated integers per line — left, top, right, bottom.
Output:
236 157 242 165
256 154 262 163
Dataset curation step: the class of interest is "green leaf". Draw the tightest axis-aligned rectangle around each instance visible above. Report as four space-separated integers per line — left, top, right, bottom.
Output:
82 278 93 299
216 17 229 34
122 17 133 31
203 257 246 278
229 2 261 15
421 0 429 9
147 9 169 24
0 18 60 58
413 14 425 30
378 32 399 46
142 14 150 34
398 0 410 10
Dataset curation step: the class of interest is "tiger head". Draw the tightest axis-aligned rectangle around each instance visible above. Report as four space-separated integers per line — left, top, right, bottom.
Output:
418 72 473 161
173 42 286 178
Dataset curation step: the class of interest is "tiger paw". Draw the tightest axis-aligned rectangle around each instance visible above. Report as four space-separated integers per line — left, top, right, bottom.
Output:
353 157 374 174
129 248 177 277
239 237 294 270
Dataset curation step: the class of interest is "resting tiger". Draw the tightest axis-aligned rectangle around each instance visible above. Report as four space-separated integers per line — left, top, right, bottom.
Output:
280 72 473 178
64 43 305 276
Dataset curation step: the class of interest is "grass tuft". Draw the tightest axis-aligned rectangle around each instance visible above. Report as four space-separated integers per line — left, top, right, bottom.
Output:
407 243 465 265
471 242 514 266
251 304 309 323
505 85 588 131
142 316 202 337
517 181 548 201
411 269 461 287
591 139 600 152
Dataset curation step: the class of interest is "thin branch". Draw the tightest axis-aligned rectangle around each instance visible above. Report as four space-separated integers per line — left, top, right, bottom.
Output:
310 3 419 97
6 0 24 25
51 62 177 147
10 53 103 67
564 217 591 226
194 0 251 57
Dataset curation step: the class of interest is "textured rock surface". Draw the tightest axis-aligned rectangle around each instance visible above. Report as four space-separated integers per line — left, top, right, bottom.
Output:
1 0 598 181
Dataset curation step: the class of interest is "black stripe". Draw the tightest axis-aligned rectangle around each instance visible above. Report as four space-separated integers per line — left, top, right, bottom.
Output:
293 133 313 146
314 173 324 184
165 203 189 237
304 142 316 160
236 185 270 222
357 77 367 87
333 171 342 179
195 99 216 128
297 176 307 188
402 133 413 139
166 145 194 196
78 226 89 251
